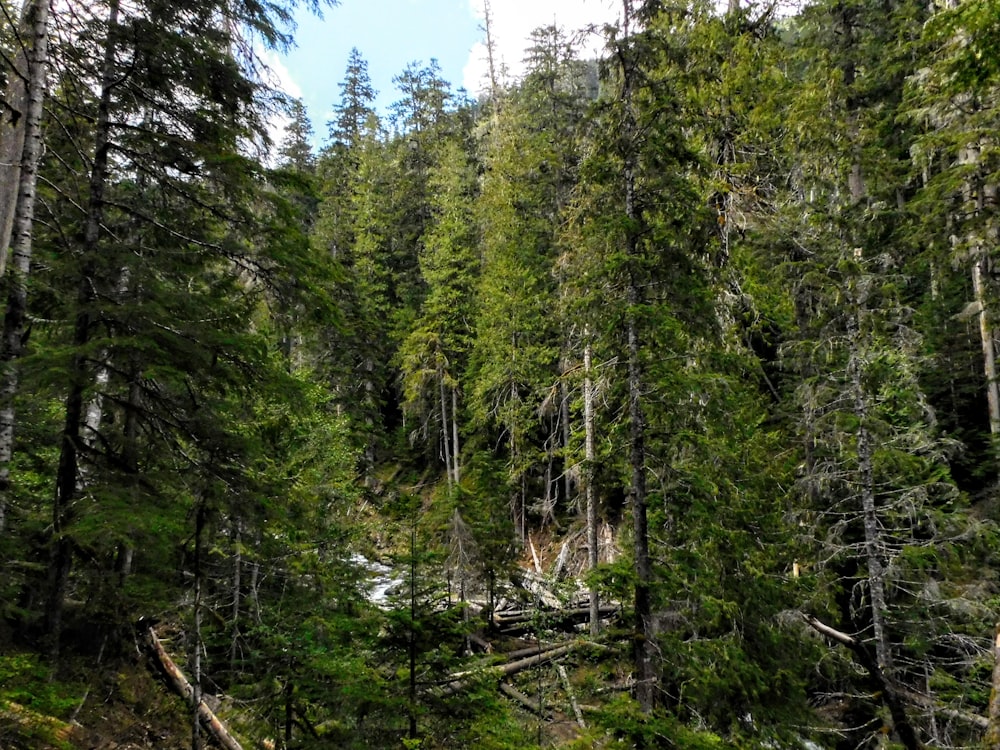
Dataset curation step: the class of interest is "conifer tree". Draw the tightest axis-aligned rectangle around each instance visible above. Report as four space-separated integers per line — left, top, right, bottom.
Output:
469 25 588 540
564 0 717 717
9 0 340 663
399 137 477 484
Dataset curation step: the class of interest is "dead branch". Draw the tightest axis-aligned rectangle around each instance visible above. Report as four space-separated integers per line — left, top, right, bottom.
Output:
803 614 922 750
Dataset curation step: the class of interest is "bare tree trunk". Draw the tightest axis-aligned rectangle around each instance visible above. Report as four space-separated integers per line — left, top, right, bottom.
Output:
851 339 892 671
438 361 453 488
0 0 32 277
142 625 245 750
846 258 892 674
557 663 586 729
0 0 51 533
408 527 418 740
451 386 460 483
584 337 599 636
973 255 1000 444
481 0 501 109
192 503 205 750
560 374 572 504
230 522 242 672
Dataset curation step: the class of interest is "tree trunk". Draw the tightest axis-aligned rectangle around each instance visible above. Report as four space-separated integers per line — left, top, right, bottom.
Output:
0 0 32 277
408 527 418 740
46 0 121 661
560 372 572 504
230 522 242 672
451 386 460 483
847 298 892 672
556 663 586 728
0 0 52 533
438 360 453 487
142 625 245 750
192 503 205 750
584 337 599 636
619 0 655 714
973 255 1000 445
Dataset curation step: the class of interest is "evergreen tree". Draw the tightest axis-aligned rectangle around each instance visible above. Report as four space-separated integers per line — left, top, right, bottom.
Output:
4 0 340 664
468 24 588 541
398 137 477 485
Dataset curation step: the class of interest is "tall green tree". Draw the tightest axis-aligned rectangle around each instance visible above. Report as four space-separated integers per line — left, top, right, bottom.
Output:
469 25 589 540
398 137 477 485
6 0 339 664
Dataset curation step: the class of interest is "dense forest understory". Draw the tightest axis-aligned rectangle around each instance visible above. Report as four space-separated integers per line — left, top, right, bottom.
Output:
3 0 1000 747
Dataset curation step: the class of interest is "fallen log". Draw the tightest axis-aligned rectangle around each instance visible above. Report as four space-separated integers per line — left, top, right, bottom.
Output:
0 700 81 748
446 640 572 682
557 663 585 729
468 631 493 653
494 604 619 634
141 624 245 750
504 642 560 660
499 682 548 717
436 641 583 697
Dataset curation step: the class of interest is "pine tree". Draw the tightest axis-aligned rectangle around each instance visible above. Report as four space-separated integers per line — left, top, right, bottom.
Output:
468 24 589 541
398 137 477 485
563 0 718 718
8 0 340 664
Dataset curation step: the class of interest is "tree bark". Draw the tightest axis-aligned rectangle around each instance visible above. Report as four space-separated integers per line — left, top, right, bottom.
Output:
192 503 205 750
230 522 242 672
846 294 892 673
584 336 599 636
500 682 548 717
0 0 32 277
451 385 460 483
438 359 453 488
46 0 121 661
986 623 1000 748
972 256 1000 445
0 0 51 533
556 663 586 728
142 625 245 750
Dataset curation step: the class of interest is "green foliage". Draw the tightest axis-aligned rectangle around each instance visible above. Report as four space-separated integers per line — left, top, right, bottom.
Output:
5 0 1000 747
0 654 80 717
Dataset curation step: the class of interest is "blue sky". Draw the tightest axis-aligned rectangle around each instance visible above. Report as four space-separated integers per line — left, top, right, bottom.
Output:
277 0 480 138
272 0 620 144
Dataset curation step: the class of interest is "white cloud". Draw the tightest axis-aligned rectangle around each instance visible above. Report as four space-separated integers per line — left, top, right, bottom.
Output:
262 50 304 101
259 50 304 160
463 0 621 96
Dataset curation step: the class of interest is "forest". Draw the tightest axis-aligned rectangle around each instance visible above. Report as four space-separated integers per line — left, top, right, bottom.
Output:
2 0 1000 747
